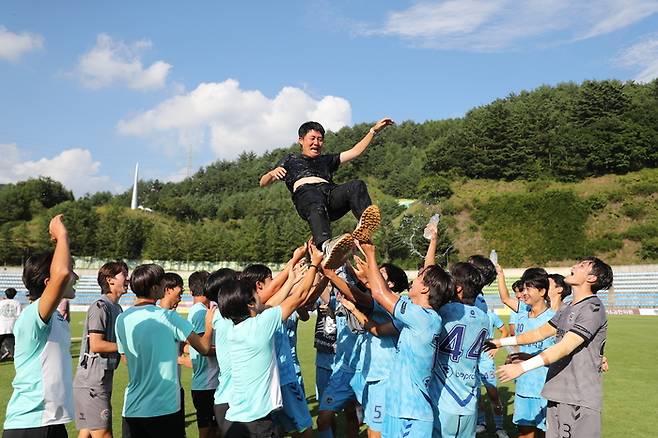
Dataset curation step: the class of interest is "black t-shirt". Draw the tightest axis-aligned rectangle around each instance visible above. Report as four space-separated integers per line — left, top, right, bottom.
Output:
275 153 341 193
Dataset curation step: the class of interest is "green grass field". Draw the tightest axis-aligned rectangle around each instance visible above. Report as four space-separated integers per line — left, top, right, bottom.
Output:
1 313 657 437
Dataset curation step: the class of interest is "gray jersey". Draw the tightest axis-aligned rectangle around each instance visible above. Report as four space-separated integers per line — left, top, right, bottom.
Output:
541 295 607 411
73 295 123 391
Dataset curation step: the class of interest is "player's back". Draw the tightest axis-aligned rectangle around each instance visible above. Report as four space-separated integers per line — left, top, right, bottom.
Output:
431 301 489 415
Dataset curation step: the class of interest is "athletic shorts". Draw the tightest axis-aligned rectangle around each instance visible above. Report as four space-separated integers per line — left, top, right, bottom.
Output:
225 414 277 438
433 411 477 438
122 411 185 438
383 415 433 438
363 379 387 431
546 401 601 438
315 366 332 402
513 394 547 431
214 403 233 435
191 389 216 428
272 381 313 433
349 372 366 404
74 386 112 431
478 354 497 388
2 424 67 438
319 368 356 411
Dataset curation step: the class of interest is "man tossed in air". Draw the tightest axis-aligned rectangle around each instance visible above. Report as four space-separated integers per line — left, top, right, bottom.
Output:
260 118 393 268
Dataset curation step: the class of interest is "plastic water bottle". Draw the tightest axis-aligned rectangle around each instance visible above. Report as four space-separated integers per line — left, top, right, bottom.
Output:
423 214 441 240
489 249 498 265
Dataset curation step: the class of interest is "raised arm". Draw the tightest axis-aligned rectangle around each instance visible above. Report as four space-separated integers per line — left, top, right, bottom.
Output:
358 242 399 314
339 118 394 163
186 307 216 355
259 245 306 303
265 262 305 308
338 296 398 338
259 166 287 188
38 215 75 323
322 267 373 311
495 264 519 312
280 243 324 320
424 221 438 269
486 321 557 350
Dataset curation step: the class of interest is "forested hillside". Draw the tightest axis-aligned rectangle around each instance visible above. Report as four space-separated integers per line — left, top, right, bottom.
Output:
1 79 657 268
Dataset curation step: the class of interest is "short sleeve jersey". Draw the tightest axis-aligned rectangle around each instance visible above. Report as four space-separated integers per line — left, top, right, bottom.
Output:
509 302 530 327
4 300 74 429
225 306 283 422
386 297 442 421
542 295 607 411
275 153 341 193
212 311 234 405
74 295 123 391
431 302 489 415
360 301 398 382
0 298 22 334
115 305 193 417
514 308 556 398
188 302 219 391
334 310 362 373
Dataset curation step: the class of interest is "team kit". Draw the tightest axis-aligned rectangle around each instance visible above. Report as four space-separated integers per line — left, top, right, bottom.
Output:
3 121 612 438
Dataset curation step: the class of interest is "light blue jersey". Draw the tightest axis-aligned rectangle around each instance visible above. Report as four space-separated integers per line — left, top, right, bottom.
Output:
333 311 362 373
510 302 531 327
478 311 505 388
386 297 442 422
225 306 283 423
116 305 193 417
431 301 489 416
4 301 74 429
188 302 219 391
284 311 302 377
475 294 488 313
212 310 233 405
361 301 398 382
515 307 555 398
275 324 298 385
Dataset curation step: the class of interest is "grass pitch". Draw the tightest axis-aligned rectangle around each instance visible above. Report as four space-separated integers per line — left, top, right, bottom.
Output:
0 313 656 437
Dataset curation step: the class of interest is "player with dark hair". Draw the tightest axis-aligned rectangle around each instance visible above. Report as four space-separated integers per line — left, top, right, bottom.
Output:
0 287 21 361
489 257 613 438
74 260 129 438
260 118 394 268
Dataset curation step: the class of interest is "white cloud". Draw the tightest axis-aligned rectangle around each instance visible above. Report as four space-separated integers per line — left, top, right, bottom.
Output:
361 0 658 51
0 143 122 197
617 35 658 82
117 79 352 159
75 34 171 90
0 26 43 62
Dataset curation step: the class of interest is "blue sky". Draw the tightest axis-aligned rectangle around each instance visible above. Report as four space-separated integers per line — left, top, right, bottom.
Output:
2 0 658 196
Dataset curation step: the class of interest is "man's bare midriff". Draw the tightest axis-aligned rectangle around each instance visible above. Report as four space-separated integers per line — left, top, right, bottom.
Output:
293 177 330 192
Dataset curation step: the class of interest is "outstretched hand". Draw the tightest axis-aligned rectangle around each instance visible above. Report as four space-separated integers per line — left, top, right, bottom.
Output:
49 214 68 242
308 240 324 266
497 363 524 383
292 245 307 264
269 166 287 180
372 118 395 134
482 339 499 352
494 263 504 276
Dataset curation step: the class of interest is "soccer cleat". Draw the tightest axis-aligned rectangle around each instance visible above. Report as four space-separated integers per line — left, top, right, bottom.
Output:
475 424 486 434
352 205 381 243
495 429 509 438
322 233 355 270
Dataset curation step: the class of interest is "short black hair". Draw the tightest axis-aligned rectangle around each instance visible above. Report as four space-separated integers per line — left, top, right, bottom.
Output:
23 251 55 300
381 263 409 293
204 268 238 303
4 288 17 299
97 261 129 294
298 121 325 139
548 273 572 300
512 279 524 293
521 267 550 304
467 255 497 291
130 264 165 298
189 271 210 297
217 278 256 324
241 264 273 285
582 256 613 293
163 272 184 291
422 265 454 311
450 262 481 306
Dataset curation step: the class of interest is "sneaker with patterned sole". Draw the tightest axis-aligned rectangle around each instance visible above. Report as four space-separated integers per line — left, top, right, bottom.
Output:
322 233 355 270
352 205 381 243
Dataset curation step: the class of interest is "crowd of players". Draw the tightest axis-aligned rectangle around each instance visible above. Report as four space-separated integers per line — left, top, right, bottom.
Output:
2 213 613 438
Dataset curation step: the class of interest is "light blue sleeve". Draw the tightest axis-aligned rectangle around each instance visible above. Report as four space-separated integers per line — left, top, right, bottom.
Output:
19 301 48 341
393 298 434 333
166 310 194 342
492 312 504 329
189 306 207 334
116 314 125 354
257 306 283 339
